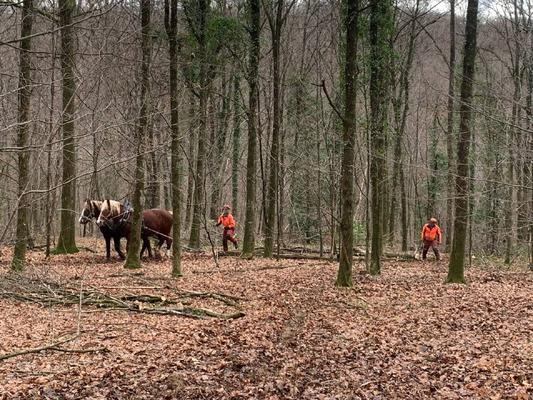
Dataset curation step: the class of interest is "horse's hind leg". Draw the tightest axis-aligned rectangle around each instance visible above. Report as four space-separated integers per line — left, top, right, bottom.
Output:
165 237 172 257
140 237 152 258
154 237 166 259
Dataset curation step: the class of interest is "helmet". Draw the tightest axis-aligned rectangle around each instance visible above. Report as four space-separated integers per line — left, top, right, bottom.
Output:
429 217 437 223
223 204 231 210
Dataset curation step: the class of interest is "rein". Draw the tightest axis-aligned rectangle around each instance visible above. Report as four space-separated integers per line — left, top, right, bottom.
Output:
102 210 131 230
142 225 173 240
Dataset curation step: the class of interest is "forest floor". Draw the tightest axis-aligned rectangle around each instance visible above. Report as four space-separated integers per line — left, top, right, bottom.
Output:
0 238 532 400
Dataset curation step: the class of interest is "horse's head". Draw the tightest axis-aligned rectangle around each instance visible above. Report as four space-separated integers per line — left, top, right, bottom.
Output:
79 199 101 225
96 199 122 227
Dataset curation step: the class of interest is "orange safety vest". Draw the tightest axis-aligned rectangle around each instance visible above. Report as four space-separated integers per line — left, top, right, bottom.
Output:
421 223 441 242
218 213 235 228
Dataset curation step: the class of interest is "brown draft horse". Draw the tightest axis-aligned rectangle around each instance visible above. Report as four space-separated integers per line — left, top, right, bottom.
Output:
79 199 126 260
96 199 173 258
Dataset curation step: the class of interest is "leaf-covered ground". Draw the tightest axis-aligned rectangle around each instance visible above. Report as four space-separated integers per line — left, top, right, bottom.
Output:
0 240 532 399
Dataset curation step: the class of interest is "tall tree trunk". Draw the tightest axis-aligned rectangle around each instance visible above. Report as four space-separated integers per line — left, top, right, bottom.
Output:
400 165 408 251
369 0 392 275
505 4 522 264
447 0 479 283
189 0 209 249
232 74 241 218
56 0 78 254
125 0 151 269
263 0 284 258
427 117 439 217
241 0 260 258
146 127 159 209
210 73 231 219
45 27 56 258
11 0 34 271
445 0 456 251
165 0 181 276
389 1 418 247
336 0 359 287
185 96 196 231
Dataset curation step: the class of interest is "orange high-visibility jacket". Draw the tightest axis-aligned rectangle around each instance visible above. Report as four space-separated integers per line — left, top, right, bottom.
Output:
421 223 441 242
218 214 235 229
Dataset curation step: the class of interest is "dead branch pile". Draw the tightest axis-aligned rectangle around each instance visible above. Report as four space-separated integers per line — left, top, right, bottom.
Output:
0 275 245 320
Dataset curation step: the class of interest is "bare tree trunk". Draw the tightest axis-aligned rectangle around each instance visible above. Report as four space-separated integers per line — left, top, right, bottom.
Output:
263 0 284 257
56 0 78 254
189 0 209 249
125 0 151 269
146 126 159 209
210 72 231 219
185 96 196 231
389 0 418 248
11 0 34 271
165 0 181 276
427 117 439 217
45 28 56 258
241 0 260 258
447 0 479 283
232 74 241 218
336 0 359 287
445 0 456 251
369 0 392 275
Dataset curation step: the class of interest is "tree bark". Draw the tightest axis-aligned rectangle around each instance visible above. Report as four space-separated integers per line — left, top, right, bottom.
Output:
124 0 151 269
165 0 181 276
185 95 196 231
56 0 78 254
146 127 159 209
445 0 456 251
389 0 418 248
263 0 284 258
447 0 479 283
11 0 34 271
232 74 241 218
369 0 392 275
210 72 231 219
188 0 209 249
241 0 260 259
336 0 359 287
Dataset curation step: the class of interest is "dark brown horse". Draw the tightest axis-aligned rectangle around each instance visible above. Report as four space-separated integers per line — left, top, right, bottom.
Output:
96 199 173 258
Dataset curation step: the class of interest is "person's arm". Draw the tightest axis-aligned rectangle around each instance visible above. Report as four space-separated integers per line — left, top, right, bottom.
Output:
216 215 222 227
228 215 235 228
437 226 442 244
421 225 426 241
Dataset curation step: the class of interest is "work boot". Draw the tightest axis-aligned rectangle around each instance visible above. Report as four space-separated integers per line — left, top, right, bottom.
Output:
234 241 238 250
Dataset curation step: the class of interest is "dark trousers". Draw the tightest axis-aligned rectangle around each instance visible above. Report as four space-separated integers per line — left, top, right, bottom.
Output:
422 240 440 260
223 228 237 252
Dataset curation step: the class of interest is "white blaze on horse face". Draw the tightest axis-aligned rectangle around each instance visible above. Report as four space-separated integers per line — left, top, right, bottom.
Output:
96 211 105 226
79 201 92 224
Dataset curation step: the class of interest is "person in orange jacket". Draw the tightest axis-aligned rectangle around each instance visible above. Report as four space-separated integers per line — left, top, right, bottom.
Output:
421 217 441 261
216 205 238 252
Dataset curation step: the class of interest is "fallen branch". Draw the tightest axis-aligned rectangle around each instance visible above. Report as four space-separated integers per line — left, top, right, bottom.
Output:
0 334 79 362
100 286 163 290
49 346 109 354
0 276 245 320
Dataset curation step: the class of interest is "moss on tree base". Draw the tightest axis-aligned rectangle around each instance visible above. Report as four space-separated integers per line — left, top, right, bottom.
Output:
51 246 79 255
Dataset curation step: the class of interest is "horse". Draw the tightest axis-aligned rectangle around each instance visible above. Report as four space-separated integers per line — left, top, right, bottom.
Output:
96 199 173 258
79 199 126 260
